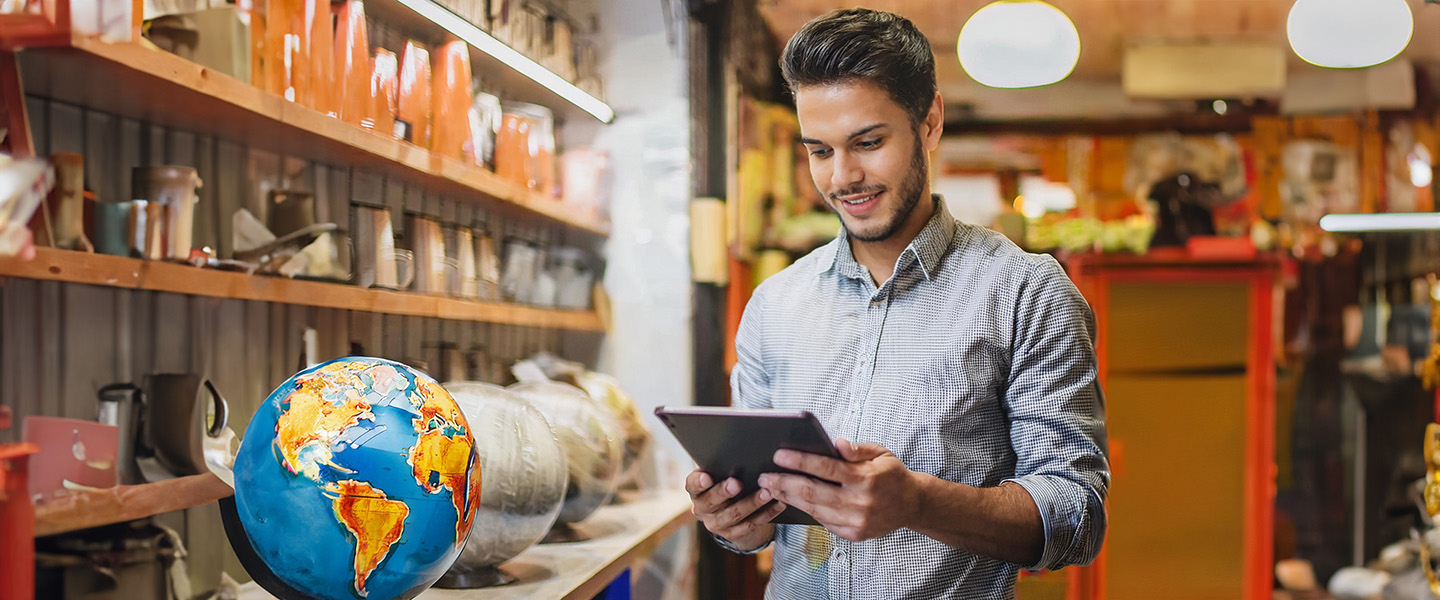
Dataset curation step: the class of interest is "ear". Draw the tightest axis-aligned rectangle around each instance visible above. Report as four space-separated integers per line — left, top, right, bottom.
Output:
922 92 944 152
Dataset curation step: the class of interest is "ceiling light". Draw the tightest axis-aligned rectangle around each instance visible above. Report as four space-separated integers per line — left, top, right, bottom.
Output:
1319 213 1440 232
1287 0 1413 69
392 0 615 123
957 1 1081 89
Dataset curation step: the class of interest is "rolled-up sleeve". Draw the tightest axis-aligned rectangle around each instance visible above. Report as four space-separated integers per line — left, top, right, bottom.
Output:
1001 257 1110 571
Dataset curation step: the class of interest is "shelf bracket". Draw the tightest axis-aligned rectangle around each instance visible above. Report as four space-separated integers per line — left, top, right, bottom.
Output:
0 50 32 158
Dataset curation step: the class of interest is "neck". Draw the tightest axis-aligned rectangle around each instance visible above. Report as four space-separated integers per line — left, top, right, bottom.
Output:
850 190 936 287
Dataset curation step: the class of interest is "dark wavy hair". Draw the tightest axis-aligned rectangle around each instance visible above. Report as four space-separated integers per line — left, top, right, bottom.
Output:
780 8 937 125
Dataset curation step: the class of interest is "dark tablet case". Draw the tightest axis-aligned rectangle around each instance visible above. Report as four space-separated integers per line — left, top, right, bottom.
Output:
654 406 840 526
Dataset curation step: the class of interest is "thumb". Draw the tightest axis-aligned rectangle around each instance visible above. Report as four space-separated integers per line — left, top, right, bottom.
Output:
836 438 888 461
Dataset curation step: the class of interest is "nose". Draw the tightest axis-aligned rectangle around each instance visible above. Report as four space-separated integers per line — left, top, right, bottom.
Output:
830 150 863 193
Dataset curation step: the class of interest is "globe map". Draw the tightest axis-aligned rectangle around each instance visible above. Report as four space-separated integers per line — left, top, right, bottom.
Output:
234 357 480 600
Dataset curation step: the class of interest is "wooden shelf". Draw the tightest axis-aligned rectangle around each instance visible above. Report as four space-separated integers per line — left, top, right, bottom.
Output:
16 35 610 236
237 490 694 600
2 248 606 331
33 472 234 538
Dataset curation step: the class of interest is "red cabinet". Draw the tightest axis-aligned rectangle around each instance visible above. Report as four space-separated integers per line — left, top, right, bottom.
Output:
1060 251 1281 600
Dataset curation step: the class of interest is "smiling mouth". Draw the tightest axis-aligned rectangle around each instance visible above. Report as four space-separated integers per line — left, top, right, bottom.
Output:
835 188 884 205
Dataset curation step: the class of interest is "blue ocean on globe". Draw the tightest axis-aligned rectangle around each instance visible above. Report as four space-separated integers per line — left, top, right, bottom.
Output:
233 357 480 600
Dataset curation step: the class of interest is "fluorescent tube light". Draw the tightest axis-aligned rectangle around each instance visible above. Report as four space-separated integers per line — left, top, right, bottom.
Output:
392 0 615 123
1318 213 1440 232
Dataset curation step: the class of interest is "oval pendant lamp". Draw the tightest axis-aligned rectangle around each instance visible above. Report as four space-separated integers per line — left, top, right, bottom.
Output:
957 1 1081 89
1287 0 1412 69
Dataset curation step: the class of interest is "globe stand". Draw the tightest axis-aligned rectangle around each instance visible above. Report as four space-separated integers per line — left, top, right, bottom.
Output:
435 564 517 588
218 496 318 600
540 522 591 544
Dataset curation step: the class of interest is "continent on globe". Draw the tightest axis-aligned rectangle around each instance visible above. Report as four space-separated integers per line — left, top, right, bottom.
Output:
408 378 482 544
275 377 373 482
327 479 410 598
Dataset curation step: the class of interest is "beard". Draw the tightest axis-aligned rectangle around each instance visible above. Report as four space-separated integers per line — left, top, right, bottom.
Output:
831 136 929 243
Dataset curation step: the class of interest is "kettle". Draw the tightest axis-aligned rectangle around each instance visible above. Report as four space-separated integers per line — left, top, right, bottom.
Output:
98 374 229 483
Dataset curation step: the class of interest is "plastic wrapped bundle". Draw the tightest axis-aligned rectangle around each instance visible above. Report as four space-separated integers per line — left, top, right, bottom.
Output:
439 382 567 588
570 371 650 485
508 381 623 528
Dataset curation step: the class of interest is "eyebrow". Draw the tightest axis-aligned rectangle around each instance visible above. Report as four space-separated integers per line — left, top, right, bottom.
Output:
798 123 888 146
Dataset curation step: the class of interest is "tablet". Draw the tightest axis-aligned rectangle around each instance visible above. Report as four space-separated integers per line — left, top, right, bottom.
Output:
654 405 840 526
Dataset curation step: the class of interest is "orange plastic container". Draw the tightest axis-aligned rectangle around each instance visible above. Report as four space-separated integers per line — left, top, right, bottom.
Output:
397 41 432 145
334 1 372 127
256 0 299 97
284 0 309 103
371 49 399 137
495 102 555 194
431 39 474 161
306 0 335 115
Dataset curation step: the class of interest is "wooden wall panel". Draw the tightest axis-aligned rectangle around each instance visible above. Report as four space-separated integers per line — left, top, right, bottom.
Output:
193 135 220 254
118 117 141 206
37 281 62 423
60 285 119 419
83 110 118 205
0 280 40 444
25 96 47 157
48 102 83 155
128 290 156 382
215 139 245 258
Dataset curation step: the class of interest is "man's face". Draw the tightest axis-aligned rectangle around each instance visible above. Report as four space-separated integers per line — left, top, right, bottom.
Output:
795 81 939 243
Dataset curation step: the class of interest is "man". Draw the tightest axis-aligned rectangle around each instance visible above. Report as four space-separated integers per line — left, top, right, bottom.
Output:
685 8 1109 599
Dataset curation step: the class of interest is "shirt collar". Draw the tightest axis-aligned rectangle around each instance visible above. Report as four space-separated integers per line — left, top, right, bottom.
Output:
817 194 956 282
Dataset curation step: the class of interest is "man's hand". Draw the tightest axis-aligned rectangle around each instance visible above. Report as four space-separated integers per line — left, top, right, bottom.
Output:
686 470 787 552
758 438 920 542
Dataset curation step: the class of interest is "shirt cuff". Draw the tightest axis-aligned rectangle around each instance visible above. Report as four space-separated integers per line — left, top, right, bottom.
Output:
1002 475 1071 572
711 529 775 555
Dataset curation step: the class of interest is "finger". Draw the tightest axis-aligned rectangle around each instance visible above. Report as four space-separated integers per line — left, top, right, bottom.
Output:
774 449 856 484
766 481 847 529
685 471 714 497
692 477 743 515
712 487 774 530
759 473 845 520
715 499 788 541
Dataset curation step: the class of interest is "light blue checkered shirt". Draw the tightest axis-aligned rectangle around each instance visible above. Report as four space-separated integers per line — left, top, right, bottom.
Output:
723 196 1109 599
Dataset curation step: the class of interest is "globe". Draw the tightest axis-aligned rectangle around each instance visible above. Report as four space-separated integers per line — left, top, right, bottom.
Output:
232 357 480 600
440 382 567 587
569 371 650 486
508 381 624 527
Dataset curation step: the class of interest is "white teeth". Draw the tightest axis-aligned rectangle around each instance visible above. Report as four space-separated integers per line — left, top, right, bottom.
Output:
843 193 879 205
